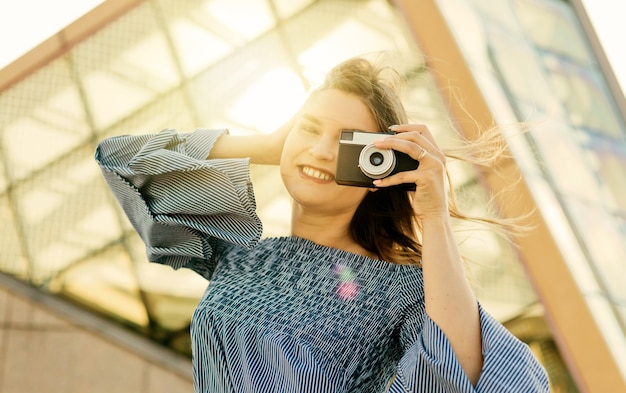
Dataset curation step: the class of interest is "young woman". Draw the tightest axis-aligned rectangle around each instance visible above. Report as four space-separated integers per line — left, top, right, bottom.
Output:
95 56 549 392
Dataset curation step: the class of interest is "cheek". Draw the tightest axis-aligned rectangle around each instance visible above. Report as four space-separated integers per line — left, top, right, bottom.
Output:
280 132 313 166
280 136 303 182
280 136 296 168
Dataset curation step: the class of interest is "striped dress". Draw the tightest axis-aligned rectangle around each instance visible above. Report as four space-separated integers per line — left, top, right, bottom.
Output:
95 128 549 393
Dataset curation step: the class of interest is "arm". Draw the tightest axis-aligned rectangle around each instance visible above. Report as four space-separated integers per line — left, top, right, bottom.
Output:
94 128 263 279
421 215 482 383
374 124 482 384
209 117 294 164
388 302 549 393
366 124 548 391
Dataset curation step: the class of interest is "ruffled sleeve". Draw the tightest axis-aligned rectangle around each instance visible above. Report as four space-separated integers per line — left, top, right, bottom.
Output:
94 128 263 279
388 304 550 393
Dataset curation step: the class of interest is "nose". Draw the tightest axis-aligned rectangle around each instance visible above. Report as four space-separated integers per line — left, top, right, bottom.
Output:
309 135 337 161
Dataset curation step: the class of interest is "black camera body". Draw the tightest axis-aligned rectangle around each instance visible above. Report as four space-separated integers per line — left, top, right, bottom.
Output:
335 130 419 190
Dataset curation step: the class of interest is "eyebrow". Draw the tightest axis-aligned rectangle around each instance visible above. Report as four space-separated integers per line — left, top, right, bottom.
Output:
299 113 369 134
300 114 323 126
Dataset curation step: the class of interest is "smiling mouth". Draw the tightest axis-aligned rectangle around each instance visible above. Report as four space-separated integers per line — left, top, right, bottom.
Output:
301 166 334 181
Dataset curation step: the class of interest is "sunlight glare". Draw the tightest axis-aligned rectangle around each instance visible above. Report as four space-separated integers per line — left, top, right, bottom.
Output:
227 67 307 133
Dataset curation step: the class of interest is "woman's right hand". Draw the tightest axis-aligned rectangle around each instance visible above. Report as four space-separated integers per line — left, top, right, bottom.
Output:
208 116 295 165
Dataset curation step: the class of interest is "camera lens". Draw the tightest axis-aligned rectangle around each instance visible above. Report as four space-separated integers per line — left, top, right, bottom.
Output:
370 152 384 166
358 144 395 179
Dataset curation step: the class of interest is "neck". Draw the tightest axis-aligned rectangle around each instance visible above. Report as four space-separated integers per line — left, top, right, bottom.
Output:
290 205 376 258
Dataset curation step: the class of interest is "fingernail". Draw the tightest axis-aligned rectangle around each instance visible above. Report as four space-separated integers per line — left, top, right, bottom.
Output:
373 180 382 186
388 125 399 130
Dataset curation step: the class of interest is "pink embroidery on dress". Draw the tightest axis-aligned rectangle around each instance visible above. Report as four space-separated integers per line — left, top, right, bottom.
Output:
333 264 359 301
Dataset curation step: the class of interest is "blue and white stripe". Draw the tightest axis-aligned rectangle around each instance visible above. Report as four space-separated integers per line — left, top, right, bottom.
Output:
95 128 550 392
95 128 262 277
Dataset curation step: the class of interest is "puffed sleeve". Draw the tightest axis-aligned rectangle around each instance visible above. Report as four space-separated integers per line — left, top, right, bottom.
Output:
388 304 550 393
94 128 262 279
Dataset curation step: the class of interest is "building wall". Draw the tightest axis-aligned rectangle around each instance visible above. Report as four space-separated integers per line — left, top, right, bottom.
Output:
0 274 193 393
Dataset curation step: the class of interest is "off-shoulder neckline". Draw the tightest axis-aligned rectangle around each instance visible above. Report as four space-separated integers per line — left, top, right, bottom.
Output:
260 235 419 272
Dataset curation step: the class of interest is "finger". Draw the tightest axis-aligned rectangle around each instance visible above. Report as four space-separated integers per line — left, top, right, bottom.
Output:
374 135 437 162
372 167 420 188
388 124 429 134
383 128 446 162
389 124 439 150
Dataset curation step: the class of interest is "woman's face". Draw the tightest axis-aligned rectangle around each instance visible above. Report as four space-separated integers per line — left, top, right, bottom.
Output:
280 88 379 215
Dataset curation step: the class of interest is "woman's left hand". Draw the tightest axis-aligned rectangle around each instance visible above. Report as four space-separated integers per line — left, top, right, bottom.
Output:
372 124 448 220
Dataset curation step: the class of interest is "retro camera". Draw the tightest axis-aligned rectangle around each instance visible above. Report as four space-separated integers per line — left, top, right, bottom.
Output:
335 130 419 190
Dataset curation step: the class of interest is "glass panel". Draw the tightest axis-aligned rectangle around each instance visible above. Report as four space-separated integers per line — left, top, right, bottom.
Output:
617 215 626 297
203 0 276 41
12 147 122 284
187 34 304 133
296 4 407 82
0 196 29 278
470 0 523 33
524 175 602 294
273 0 315 19
48 244 149 328
228 66 308 132
565 199 626 301
545 59 623 138
514 0 593 66
0 157 7 193
72 3 181 131
0 58 90 181
619 304 626 336
486 31 561 115
528 120 602 203
582 130 626 212
126 233 207 330
154 0 236 78
102 89 196 140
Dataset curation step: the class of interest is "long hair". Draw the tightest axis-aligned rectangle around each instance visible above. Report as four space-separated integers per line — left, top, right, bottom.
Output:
312 55 514 265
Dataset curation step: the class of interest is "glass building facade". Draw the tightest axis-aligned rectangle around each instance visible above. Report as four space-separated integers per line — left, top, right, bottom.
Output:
437 0 626 373
396 0 626 390
1 0 624 391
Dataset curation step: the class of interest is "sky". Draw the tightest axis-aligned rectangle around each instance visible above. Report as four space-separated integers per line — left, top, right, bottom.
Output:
0 0 104 70
580 0 626 93
0 0 623 94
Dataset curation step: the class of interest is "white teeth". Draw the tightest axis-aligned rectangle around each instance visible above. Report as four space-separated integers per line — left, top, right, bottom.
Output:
302 166 332 181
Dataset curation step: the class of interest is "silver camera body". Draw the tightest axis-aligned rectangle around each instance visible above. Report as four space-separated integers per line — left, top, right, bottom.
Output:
335 130 419 189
